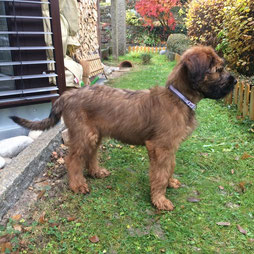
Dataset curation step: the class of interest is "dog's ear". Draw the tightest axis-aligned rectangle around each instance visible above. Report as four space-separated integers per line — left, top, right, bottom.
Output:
184 53 213 86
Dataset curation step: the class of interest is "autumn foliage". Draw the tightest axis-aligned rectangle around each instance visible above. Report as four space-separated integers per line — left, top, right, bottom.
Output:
135 0 181 31
185 0 254 76
185 0 224 49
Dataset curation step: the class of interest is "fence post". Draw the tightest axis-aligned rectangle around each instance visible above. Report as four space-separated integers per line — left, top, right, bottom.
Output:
243 83 250 117
238 82 244 113
234 82 239 105
250 86 254 121
225 91 233 105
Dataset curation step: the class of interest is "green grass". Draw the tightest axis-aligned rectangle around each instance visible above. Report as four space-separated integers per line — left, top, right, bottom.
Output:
2 54 254 253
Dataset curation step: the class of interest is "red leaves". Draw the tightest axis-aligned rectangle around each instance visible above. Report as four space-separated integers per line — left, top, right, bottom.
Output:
135 0 180 30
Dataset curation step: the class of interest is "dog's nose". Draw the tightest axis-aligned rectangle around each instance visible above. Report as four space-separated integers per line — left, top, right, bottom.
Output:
228 75 237 85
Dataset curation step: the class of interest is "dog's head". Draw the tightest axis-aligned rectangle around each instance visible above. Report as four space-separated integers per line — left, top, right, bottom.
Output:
180 46 237 99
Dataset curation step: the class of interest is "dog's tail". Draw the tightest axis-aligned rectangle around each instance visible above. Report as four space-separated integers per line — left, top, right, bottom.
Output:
10 95 64 131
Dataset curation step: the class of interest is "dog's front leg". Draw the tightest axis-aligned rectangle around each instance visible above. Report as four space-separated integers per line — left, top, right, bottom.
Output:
146 141 175 211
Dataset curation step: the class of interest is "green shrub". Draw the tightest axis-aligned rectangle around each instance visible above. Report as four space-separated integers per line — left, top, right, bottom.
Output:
185 0 254 76
185 0 224 49
141 53 152 65
127 26 162 46
219 0 254 75
166 33 191 58
126 10 141 26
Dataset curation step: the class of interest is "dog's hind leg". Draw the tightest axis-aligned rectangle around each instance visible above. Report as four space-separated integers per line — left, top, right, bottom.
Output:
65 142 90 194
146 141 175 211
167 155 181 189
85 130 111 179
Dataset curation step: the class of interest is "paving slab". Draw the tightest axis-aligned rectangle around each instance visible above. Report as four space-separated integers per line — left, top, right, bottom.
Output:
0 124 64 220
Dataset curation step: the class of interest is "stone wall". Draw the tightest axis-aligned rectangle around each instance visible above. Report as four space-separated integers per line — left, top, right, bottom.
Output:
100 5 111 52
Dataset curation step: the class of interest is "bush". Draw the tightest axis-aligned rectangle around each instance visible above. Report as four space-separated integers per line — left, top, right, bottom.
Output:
185 0 254 76
219 0 254 76
126 26 166 46
166 33 191 59
126 9 141 26
141 53 152 65
185 0 225 49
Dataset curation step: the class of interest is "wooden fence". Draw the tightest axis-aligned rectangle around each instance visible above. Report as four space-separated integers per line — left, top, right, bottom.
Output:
224 81 254 120
128 46 166 53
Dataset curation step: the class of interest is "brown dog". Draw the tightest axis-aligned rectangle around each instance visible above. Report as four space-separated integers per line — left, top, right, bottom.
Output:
11 46 236 210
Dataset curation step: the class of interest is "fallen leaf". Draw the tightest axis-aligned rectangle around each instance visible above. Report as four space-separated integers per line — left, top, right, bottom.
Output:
50 223 59 227
37 190 46 200
24 227 33 232
13 225 22 232
52 151 58 159
231 169 235 174
60 144 68 150
0 234 13 244
248 238 254 243
67 217 76 222
130 145 135 149
187 197 201 203
106 185 112 190
57 157 65 164
218 186 224 190
38 212 47 224
160 249 166 253
12 214 22 221
235 156 240 161
239 182 246 193
241 152 252 160
237 225 247 235
89 235 100 243
200 153 209 157
216 222 231 226
0 242 12 253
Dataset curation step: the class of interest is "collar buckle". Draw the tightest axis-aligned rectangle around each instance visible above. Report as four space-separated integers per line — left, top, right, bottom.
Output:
169 85 196 111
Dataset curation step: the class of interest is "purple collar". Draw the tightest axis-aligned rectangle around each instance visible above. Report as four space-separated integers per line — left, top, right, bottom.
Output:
169 85 196 111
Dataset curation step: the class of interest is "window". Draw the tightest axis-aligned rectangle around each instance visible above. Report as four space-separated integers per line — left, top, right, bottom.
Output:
0 0 65 107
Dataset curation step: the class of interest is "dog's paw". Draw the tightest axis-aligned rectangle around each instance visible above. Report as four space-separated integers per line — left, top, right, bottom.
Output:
70 181 90 194
90 168 111 179
152 196 174 211
168 178 181 189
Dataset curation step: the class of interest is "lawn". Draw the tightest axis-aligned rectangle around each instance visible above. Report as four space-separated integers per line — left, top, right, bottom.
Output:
1 53 254 253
